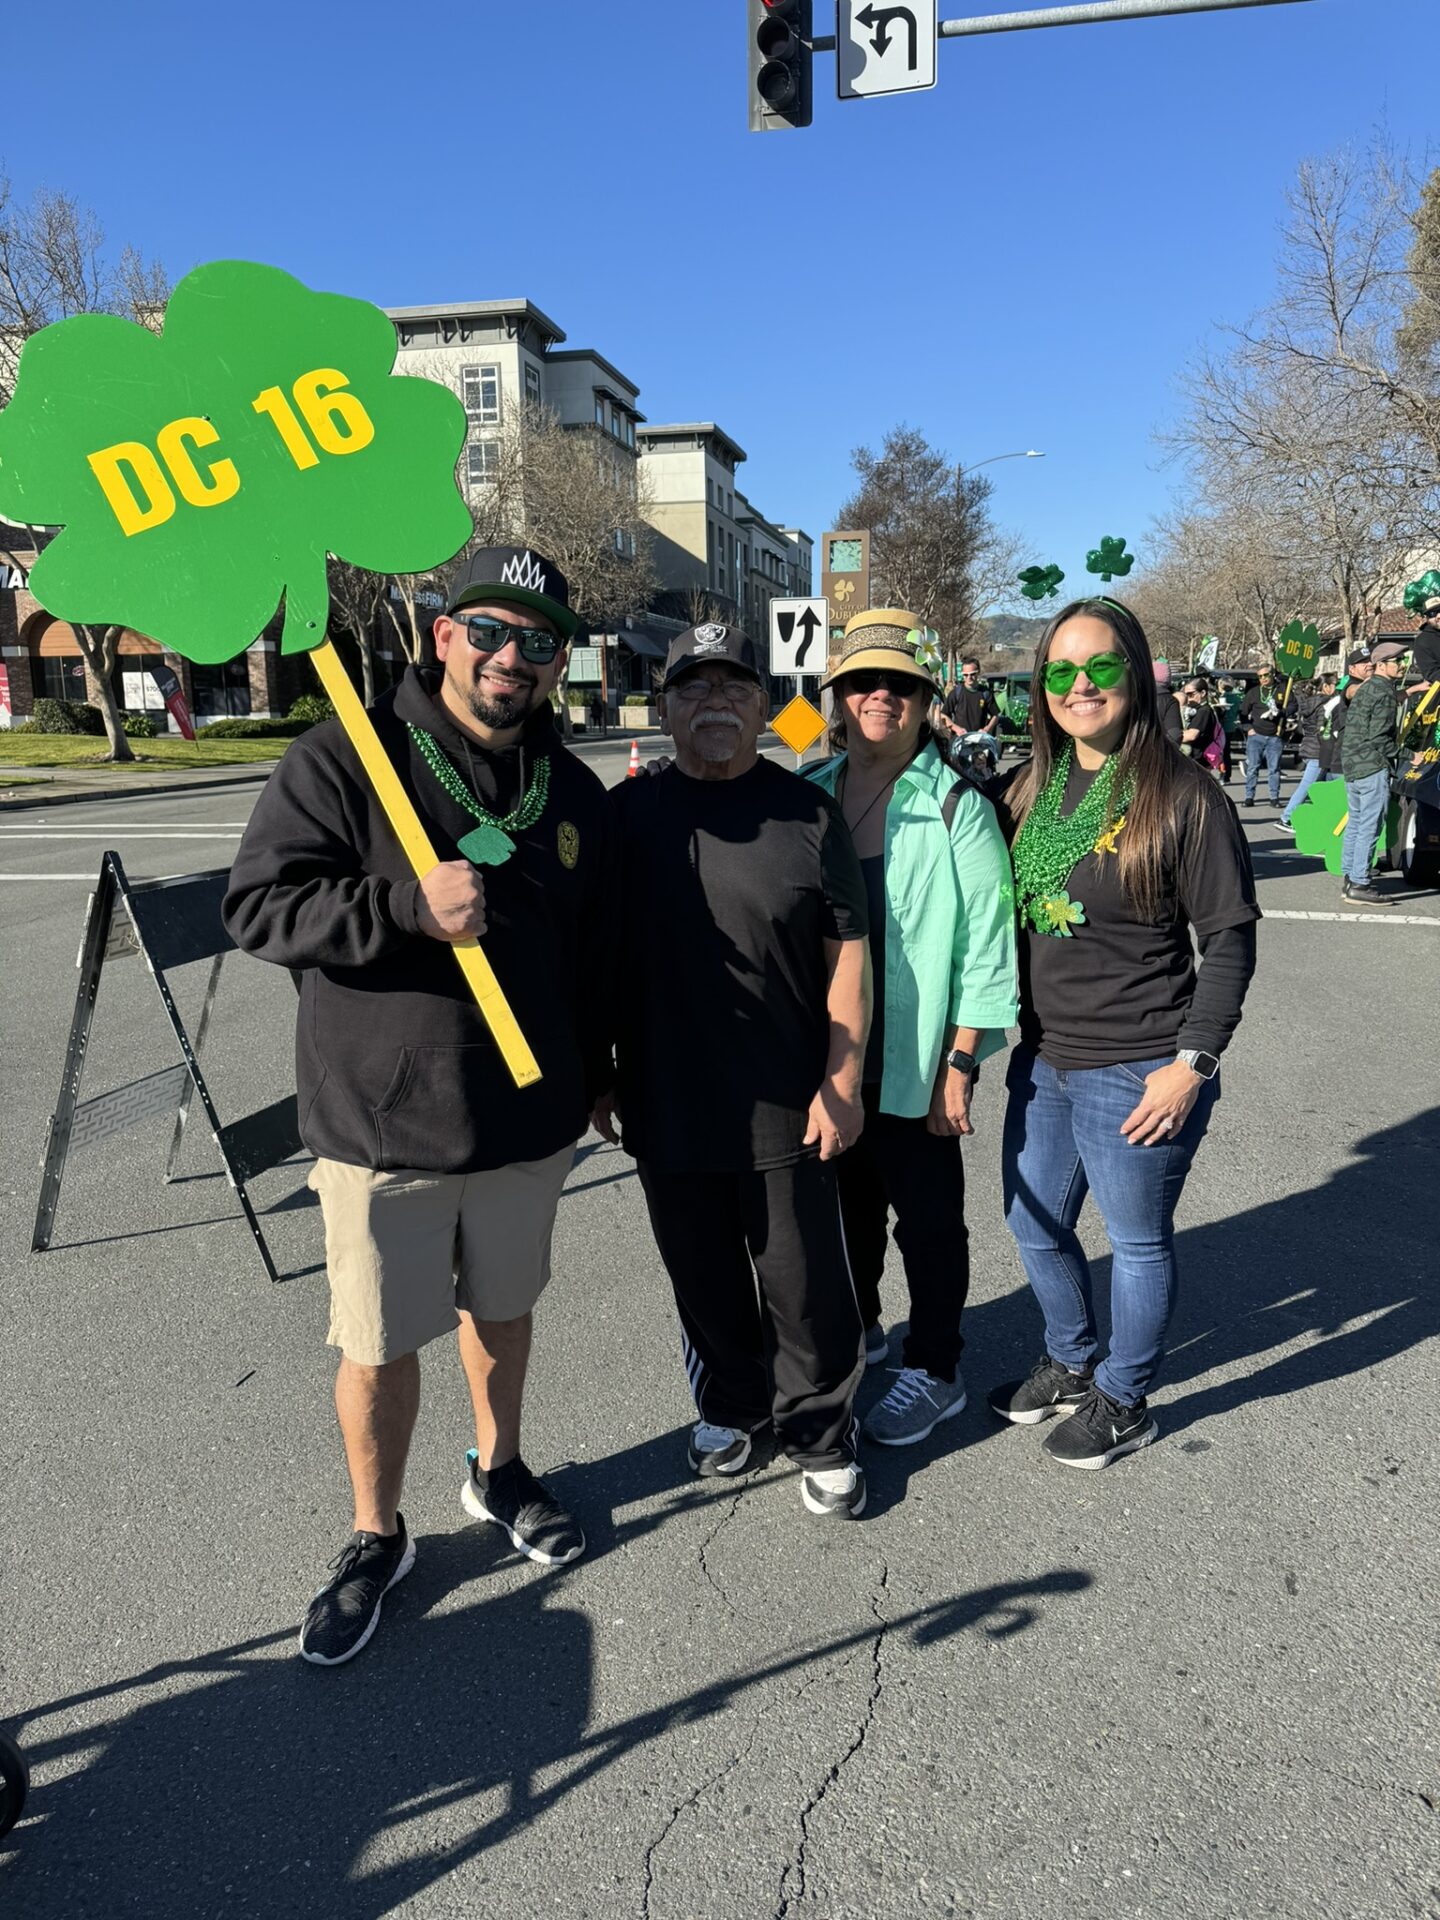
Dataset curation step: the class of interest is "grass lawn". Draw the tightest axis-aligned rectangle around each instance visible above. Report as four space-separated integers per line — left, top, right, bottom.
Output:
0 735 290 769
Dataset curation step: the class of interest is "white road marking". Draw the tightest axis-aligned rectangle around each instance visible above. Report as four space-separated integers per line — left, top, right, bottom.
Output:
0 831 240 840
1263 909 1440 927
0 820 253 829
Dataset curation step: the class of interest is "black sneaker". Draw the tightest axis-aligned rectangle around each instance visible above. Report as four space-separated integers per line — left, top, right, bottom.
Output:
1042 1385 1158 1469
461 1452 585 1565
799 1462 867 1519
686 1421 755 1477
1342 883 1393 906
298 1516 415 1666
988 1354 1094 1426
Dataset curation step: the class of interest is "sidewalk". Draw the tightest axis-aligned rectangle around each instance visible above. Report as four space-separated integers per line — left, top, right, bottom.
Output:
0 761 277 810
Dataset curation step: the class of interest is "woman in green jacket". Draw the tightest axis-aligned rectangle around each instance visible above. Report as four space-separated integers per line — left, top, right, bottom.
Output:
806 613 1019 1448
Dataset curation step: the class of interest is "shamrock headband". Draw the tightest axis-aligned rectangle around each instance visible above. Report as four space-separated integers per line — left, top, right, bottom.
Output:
1018 535 1137 602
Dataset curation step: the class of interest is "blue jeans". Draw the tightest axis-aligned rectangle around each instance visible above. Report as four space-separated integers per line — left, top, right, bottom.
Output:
1341 769 1391 885
1281 757 1328 825
1244 732 1282 801
1002 1049 1217 1406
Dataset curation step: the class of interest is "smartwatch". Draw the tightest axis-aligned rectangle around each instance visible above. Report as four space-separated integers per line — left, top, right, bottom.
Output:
1178 1048 1220 1080
946 1047 978 1076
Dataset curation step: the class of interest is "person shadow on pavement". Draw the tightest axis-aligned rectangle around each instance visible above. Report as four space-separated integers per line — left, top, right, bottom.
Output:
967 1106 1439 1446
2 1554 1093 1917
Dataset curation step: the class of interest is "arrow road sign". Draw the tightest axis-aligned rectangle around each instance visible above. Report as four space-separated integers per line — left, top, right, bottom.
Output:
838 0 936 97
770 596 829 676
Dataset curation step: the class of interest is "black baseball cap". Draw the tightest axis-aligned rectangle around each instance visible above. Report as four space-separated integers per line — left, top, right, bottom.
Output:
445 545 581 639
661 622 763 691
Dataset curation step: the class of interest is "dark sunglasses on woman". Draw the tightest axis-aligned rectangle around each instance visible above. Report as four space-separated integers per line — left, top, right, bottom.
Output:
457 612 563 664
843 670 925 697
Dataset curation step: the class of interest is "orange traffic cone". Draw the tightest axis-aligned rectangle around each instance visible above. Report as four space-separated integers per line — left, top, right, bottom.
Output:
627 740 641 778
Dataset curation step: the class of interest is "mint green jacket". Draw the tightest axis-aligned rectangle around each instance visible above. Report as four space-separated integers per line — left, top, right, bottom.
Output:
805 743 1019 1118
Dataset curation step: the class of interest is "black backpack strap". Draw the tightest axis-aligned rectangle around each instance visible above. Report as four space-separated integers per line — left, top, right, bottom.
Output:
941 777 969 834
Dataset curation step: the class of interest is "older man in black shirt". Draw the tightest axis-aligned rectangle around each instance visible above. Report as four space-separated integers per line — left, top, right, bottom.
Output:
595 624 872 1519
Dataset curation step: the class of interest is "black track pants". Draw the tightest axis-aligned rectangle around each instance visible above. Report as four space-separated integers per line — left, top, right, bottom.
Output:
636 1154 863 1471
835 1087 969 1383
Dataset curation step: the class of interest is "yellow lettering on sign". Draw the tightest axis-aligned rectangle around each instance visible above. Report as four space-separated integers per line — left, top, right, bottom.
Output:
252 385 320 470
293 369 375 456
156 416 240 509
87 442 176 536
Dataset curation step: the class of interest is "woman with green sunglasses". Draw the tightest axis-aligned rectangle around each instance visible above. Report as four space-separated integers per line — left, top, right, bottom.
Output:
988 598 1260 1469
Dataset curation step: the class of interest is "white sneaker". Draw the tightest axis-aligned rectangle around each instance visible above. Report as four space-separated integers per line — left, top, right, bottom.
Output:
686 1422 753 1478
864 1366 968 1447
800 1463 867 1518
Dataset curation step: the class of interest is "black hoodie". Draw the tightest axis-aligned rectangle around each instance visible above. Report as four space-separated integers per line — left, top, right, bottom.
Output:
223 667 616 1173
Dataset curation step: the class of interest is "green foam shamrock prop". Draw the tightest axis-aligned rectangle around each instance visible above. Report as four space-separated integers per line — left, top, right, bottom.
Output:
1403 570 1440 615
1292 778 1391 874
1275 619 1322 679
1085 536 1134 583
1018 563 1066 602
0 260 472 662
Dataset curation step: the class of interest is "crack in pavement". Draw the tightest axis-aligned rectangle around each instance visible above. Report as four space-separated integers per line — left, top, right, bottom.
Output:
773 1562 891 1918
695 1488 746 1615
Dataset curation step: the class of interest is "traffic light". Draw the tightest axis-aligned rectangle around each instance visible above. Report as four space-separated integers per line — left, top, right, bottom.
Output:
748 0 812 133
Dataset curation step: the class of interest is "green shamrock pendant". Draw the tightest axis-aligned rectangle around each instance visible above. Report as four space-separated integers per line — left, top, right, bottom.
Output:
1035 892 1087 936
458 822 516 867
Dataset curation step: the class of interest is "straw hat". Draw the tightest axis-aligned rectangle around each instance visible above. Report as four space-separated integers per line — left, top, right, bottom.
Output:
819 608 939 691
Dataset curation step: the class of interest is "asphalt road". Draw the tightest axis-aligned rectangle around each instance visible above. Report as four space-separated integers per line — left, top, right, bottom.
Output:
1 753 1436 1920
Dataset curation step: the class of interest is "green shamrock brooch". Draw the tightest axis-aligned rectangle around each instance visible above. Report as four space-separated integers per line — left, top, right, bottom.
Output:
1018 564 1066 602
0 259 472 661
1085 536 1134 584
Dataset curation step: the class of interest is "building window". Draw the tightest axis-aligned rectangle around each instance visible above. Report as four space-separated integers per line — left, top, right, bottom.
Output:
595 396 606 427
524 362 542 405
624 417 635 448
461 364 500 424
467 439 500 485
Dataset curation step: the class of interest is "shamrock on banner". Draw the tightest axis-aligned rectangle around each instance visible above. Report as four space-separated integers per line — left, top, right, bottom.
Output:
0 260 542 1088
1085 536 1134 583
0 260 472 659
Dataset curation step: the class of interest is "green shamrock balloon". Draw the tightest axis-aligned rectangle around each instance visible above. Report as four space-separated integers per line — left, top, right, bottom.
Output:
1403 569 1440 614
1275 618 1322 679
1085 536 1134 583
1018 563 1065 602
0 260 472 661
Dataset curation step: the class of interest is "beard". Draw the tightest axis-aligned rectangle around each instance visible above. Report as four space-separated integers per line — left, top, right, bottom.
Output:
449 659 540 730
690 715 744 761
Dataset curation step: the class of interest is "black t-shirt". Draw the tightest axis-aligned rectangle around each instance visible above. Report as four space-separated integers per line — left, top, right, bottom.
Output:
612 759 868 1172
1160 697 1184 747
945 684 999 734
1002 760 1260 1070
1412 625 1440 685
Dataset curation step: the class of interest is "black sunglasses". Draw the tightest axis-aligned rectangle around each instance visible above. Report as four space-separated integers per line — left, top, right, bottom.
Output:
843 670 925 697
457 612 562 664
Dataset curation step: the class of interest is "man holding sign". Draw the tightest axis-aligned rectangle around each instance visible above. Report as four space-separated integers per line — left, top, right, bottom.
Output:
226 546 616 1664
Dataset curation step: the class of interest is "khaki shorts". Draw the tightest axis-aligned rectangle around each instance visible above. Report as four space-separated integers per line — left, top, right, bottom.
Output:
309 1143 576 1365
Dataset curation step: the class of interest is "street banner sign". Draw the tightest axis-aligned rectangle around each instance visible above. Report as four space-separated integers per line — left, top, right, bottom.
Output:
837 1 937 99
0 661 10 728
820 528 871 657
1196 636 1220 672
772 693 829 757
770 597 828 676
150 659 196 739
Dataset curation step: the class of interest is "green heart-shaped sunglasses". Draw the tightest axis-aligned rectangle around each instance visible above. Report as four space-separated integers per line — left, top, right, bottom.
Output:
1042 651 1130 696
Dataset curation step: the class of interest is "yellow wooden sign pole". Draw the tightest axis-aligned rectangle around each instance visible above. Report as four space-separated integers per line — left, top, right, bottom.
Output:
308 639 541 1089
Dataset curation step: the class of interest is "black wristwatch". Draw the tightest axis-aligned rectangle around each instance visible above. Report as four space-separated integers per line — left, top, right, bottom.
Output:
1178 1048 1220 1080
946 1047 978 1076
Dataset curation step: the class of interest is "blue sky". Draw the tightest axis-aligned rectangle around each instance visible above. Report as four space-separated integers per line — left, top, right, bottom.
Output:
4 0 1432 595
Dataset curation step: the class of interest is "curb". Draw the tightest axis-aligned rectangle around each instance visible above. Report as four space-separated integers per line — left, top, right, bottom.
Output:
0 766 277 811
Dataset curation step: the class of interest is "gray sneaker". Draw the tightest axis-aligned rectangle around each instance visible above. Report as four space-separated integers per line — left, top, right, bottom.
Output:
863 1366 968 1447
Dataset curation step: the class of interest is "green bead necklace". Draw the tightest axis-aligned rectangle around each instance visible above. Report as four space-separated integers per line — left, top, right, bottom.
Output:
406 723 550 867
1011 744 1133 937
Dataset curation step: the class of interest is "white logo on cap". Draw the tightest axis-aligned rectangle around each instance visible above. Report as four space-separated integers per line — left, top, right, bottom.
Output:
693 624 728 652
500 550 547 592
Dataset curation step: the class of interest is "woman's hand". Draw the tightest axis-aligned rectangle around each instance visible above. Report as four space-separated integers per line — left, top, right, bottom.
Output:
927 1065 974 1138
590 1090 622 1146
1119 1061 1204 1147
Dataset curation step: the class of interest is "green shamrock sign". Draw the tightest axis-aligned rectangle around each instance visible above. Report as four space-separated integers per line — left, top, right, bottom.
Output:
1275 619 1322 679
1085 536 1134 583
0 260 472 661
1403 570 1440 615
1018 563 1066 602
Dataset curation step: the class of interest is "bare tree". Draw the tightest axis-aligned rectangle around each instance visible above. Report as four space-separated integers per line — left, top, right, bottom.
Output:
0 171 168 758
835 425 1000 667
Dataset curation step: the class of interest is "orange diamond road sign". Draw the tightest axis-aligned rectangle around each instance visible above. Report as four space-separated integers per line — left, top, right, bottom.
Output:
772 694 828 757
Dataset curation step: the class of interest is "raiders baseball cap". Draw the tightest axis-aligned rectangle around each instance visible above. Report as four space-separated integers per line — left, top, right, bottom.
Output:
661 622 763 691
445 546 581 639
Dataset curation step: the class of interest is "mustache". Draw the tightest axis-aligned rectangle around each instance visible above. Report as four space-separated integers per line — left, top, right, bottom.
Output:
692 712 743 730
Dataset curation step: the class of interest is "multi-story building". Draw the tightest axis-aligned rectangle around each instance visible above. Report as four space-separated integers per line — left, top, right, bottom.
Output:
637 423 812 651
